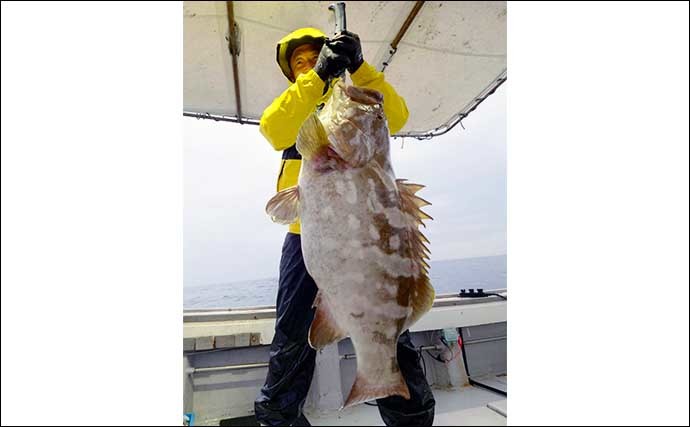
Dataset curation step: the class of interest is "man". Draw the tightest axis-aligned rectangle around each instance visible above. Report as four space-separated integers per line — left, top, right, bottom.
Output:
255 27 435 426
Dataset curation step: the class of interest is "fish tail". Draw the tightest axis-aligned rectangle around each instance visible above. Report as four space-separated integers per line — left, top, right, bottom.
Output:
342 369 410 409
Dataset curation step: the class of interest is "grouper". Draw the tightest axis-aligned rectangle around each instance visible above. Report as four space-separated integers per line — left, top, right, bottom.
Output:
265 81 434 408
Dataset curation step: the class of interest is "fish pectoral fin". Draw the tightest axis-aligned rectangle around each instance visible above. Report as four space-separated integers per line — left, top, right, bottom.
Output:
343 369 410 409
296 114 330 160
308 291 347 350
265 185 300 224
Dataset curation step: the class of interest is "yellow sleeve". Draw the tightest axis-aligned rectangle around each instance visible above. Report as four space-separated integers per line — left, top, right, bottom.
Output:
259 69 326 151
350 61 409 135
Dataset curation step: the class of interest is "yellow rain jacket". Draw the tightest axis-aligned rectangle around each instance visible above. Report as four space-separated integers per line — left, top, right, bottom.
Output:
261 30 409 234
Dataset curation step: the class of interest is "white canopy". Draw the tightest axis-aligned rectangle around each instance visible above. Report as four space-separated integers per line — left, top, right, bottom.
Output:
183 1 506 138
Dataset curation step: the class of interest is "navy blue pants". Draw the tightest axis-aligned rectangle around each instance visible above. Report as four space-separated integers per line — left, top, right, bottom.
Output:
255 233 435 426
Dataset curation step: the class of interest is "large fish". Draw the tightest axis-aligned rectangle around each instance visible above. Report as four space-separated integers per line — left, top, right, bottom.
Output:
265 82 434 408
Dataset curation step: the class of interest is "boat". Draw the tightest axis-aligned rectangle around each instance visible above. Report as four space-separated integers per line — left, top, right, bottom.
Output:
183 2 507 424
184 290 507 425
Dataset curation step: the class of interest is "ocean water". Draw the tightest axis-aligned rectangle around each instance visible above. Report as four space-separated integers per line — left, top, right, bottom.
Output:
184 254 506 309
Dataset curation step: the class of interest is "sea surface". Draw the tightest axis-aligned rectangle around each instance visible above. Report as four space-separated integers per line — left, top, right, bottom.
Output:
184 254 506 309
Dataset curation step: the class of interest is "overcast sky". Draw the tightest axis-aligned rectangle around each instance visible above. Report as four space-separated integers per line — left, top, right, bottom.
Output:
184 84 506 287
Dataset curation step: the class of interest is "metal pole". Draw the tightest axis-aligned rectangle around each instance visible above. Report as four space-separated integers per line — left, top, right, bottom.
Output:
328 2 346 35
462 336 507 346
226 1 243 124
340 345 441 360
328 2 348 85
186 362 269 375
380 1 425 72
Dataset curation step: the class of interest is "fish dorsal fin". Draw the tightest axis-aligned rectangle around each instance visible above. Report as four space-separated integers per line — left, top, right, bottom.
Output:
296 114 330 160
308 291 348 350
265 185 300 224
396 179 436 328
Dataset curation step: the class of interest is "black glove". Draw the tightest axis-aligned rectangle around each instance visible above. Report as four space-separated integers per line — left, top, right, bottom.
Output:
313 40 351 82
328 30 363 74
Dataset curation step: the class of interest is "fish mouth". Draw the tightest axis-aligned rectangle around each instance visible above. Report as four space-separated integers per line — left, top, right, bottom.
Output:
314 82 382 170
344 85 384 106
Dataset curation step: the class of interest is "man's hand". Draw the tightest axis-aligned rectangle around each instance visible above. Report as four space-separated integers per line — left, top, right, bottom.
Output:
328 30 364 74
313 40 351 82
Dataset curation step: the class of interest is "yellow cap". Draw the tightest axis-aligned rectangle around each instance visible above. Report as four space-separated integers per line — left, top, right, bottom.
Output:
276 27 327 82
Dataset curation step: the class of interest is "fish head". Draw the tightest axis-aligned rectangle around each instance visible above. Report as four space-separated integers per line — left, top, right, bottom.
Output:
324 82 389 169
296 82 390 173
